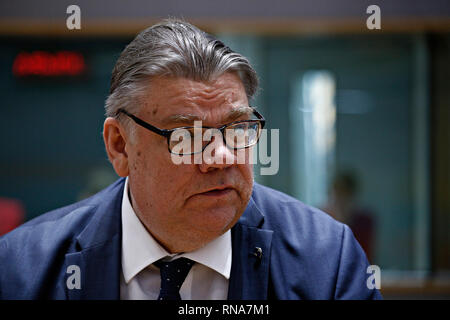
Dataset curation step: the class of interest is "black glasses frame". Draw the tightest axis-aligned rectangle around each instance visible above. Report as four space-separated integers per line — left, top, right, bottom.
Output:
117 107 266 154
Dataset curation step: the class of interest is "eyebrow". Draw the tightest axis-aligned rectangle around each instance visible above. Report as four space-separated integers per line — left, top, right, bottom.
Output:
162 113 205 126
161 106 253 127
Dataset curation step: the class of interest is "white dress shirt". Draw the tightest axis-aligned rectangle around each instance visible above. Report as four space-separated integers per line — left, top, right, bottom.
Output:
120 177 231 300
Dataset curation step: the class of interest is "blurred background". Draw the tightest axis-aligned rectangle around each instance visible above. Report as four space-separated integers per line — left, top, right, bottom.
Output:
0 0 449 299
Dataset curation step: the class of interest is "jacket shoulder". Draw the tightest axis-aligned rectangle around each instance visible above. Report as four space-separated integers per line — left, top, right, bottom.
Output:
251 183 380 299
0 178 125 299
252 182 344 239
1 178 124 243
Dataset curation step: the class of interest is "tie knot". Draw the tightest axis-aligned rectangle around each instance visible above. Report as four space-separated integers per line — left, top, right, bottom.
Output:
154 257 195 300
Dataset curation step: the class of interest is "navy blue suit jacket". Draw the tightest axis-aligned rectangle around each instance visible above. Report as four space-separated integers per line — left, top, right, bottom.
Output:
0 178 382 299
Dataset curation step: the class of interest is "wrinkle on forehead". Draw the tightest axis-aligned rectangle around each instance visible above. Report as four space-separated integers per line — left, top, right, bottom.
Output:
174 76 242 105
163 105 253 126
143 73 249 126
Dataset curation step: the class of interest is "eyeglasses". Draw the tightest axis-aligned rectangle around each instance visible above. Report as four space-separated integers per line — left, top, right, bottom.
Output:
117 107 266 155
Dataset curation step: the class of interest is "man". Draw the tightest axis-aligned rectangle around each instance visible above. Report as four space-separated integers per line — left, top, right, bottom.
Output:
0 19 382 300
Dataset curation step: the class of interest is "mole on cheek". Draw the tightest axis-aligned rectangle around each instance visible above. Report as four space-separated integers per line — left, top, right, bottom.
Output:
151 104 159 116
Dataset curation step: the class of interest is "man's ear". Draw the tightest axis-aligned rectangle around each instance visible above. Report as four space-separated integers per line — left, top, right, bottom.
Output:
103 117 129 177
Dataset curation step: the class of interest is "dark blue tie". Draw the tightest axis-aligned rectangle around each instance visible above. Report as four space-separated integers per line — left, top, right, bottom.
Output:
154 257 195 300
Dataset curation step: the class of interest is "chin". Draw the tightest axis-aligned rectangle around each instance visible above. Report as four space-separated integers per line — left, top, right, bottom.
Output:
188 206 241 234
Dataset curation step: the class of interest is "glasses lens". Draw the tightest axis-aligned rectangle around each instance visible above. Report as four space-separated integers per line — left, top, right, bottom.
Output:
225 121 261 149
169 121 262 155
169 127 209 155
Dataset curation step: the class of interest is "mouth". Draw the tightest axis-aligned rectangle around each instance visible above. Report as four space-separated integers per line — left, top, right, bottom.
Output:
197 186 235 197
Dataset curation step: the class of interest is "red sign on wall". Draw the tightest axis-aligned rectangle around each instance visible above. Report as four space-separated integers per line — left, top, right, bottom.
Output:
12 51 86 77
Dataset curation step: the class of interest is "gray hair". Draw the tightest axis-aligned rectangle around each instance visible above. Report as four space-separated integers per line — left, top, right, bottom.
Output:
105 19 259 132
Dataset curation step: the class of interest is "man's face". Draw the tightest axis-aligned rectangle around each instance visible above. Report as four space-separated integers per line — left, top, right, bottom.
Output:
126 72 254 253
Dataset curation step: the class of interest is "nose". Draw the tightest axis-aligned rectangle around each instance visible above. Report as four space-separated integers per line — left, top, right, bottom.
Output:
198 134 235 173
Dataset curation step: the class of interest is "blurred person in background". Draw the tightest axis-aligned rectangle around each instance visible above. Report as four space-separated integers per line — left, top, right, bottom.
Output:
322 171 376 262
0 198 24 236
0 19 381 300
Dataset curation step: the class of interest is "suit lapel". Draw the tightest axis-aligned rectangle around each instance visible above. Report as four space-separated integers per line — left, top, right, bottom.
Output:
64 178 125 300
228 196 273 300
64 234 121 299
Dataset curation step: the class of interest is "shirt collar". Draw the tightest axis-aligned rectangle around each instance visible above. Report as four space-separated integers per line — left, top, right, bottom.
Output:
121 177 232 284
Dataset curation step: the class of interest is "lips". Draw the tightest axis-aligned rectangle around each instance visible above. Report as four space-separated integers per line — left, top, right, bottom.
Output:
196 186 235 197
200 188 233 197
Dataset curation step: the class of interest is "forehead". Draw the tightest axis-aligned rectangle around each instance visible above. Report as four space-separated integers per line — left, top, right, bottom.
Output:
140 72 249 125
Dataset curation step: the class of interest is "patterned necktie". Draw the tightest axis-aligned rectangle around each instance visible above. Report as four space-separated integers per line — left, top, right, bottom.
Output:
154 257 195 300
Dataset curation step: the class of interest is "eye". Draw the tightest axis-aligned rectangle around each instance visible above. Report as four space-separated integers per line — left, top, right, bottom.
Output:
182 130 193 139
234 127 246 136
